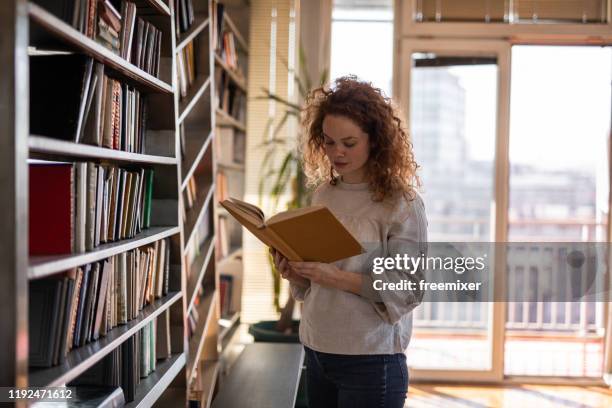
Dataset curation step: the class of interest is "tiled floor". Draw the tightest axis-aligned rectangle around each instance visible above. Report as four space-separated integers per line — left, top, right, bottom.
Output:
405 384 612 408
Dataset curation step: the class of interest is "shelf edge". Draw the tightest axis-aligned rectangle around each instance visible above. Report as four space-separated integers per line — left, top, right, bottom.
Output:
29 227 180 279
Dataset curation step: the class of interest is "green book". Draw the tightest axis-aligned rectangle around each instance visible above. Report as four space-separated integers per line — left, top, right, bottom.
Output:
143 169 154 228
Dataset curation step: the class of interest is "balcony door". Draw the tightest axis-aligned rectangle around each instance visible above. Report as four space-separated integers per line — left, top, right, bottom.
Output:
504 45 611 379
397 39 510 381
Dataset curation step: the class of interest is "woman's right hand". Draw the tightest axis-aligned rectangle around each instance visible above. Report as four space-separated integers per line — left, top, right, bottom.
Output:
270 248 310 288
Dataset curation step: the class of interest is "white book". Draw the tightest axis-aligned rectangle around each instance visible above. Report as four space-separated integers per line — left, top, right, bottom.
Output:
155 238 166 298
118 251 128 324
74 162 87 252
94 165 105 247
85 162 97 251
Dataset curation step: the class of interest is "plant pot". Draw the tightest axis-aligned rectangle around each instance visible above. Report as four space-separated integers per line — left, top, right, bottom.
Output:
248 320 300 343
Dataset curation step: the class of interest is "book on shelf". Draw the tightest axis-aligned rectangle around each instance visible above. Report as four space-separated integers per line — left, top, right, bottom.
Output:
214 67 246 122
220 31 238 70
29 162 155 255
174 0 195 36
211 0 225 52
218 251 242 315
156 307 172 360
97 1 121 55
214 126 245 165
187 291 200 337
69 313 171 403
30 53 148 152
31 1 163 78
219 274 233 317
28 239 171 368
185 204 213 277
212 1 245 75
177 41 196 99
184 176 198 211
29 162 75 254
215 171 228 203
130 16 163 77
216 216 230 260
219 197 365 263
187 281 214 335
32 0 99 39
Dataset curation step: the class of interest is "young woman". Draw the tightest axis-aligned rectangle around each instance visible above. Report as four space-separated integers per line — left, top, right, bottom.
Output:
271 76 428 408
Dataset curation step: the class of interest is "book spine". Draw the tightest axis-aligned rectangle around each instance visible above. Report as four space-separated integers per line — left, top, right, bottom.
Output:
85 162 97 251
119 252 128 324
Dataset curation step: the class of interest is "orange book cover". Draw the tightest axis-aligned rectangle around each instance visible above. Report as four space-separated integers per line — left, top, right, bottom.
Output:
220 197 364 262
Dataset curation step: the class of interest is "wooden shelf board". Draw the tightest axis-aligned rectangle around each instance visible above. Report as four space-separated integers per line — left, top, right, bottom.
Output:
177 15 211 53
193 360 220 408
217 161 244 172
125 352 186 408
217 247 242 267
28 292 182 387
29 226 180 279
28 3 173 94
223 12 248 51
184 183 216 252
179 76 212 124
187 290 217 383
213 54 246 92
215 108 246 132
137 0 172 17
181 130 214 190
29 135 177 165
187 237 217 316
211 344 305 408
218 311 240 345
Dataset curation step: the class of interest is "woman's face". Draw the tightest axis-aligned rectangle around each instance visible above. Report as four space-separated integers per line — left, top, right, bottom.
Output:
322 114 370 183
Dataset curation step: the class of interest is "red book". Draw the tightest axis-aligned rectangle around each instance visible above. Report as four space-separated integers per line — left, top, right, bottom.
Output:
98 0 122 33
29 163 74 255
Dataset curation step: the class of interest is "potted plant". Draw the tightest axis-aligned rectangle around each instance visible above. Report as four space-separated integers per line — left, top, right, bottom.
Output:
248 49 327 342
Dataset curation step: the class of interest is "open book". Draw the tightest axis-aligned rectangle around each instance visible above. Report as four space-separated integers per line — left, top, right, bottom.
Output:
220 197 365 262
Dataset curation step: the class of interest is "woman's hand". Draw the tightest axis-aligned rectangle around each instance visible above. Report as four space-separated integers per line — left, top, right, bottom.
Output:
289 261 340 287
290 261 363 295
269 248 310 288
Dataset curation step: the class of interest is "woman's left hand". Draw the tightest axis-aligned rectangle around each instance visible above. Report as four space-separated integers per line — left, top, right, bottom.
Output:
289 262 339 287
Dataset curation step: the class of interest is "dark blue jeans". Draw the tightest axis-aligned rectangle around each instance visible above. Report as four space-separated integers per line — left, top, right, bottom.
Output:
303 346 408 408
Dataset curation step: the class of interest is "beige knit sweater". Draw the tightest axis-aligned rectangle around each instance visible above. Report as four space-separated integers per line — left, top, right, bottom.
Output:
290 179 428 355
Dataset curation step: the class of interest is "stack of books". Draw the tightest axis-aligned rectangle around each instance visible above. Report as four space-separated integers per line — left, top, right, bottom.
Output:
97 0 122 53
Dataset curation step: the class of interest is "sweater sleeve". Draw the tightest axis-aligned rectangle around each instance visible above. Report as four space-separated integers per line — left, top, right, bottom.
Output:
370 195 428 324
289 281 309 302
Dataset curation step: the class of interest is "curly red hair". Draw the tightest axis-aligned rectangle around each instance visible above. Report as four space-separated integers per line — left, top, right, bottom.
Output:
300 75 420 202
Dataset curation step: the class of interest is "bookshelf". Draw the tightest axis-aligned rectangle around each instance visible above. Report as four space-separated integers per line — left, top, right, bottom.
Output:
3 0 182 405
2 0 248 404
176 0 249 406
